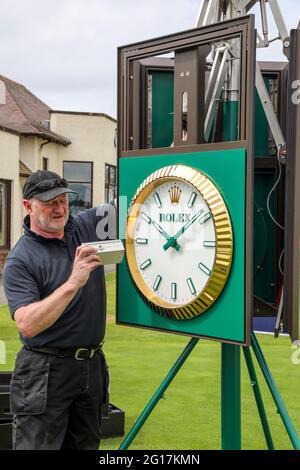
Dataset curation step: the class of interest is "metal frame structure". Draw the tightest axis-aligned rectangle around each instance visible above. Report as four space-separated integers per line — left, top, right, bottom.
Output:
195 0 287 152
116 0 300 450
118 15 255 154
284 22 300 342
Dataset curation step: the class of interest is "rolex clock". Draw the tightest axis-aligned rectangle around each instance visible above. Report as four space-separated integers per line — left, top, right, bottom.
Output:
125 164 233 320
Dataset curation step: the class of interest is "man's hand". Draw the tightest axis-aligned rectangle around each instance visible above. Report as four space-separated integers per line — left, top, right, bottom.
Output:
68 246 102 289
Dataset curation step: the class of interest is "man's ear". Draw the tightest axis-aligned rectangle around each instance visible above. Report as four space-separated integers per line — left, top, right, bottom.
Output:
23 199 33 214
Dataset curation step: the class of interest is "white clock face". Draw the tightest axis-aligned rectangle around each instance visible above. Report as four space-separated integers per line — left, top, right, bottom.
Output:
133 179 216 307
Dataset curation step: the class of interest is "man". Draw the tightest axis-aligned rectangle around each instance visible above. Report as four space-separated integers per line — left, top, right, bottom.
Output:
3 170 109 450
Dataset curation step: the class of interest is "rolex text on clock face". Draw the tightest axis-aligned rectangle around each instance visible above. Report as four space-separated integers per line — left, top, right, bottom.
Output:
134 179 216 306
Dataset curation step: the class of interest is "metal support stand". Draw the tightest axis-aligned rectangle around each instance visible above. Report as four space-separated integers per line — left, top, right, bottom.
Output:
221 344 241 450
243 346 274 449
118 335 299 450
205 43 231 140
274 286 284 337
251 334 300 450
198 0 288 151
118 337 199 450
255 63 286 151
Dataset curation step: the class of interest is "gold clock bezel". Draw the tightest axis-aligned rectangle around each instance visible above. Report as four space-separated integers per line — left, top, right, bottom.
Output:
125 165 233 320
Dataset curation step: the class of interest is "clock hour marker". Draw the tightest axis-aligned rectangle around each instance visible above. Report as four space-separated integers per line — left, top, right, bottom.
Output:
199 212 211 224
203 240 216 247
171 282 177 301
140 259 152 270
141 212 151 224
187 192 197 208
136 238 148 245
154 192 162 208
186 278 196 296
198 263 211 276
153 275 162 291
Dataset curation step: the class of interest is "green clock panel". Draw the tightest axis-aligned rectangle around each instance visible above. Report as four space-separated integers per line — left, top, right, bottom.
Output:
117 148 247 344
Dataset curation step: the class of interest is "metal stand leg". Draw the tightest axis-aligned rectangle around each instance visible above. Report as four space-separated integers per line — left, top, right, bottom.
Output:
221 344 241 450
243 346 275 449
251 334 300 450
118 337 199 450
117 334 299 450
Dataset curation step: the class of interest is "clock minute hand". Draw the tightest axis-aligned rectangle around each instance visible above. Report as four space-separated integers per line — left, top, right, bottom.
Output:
163 209 204 251
141 212 180 252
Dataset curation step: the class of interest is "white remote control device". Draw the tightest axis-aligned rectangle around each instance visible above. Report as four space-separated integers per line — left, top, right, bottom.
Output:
81 239 125 265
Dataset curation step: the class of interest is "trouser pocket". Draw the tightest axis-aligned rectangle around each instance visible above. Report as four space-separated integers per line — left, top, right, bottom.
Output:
10 363 50 415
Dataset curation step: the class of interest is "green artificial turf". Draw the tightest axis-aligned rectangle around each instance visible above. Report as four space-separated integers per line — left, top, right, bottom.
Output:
0 273 299 450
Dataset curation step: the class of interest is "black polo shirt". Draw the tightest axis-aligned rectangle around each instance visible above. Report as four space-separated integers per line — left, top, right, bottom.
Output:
3 207 108 349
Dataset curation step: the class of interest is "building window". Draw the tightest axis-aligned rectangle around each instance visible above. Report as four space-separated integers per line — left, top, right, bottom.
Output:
42 157 49 170
105 164 117 203
63 161 93 215
0 180 11 250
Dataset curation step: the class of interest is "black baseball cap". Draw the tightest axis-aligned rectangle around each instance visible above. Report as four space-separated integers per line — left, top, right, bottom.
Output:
23 170 77 202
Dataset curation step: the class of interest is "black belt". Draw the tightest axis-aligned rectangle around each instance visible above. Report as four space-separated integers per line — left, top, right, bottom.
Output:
24 343 103 361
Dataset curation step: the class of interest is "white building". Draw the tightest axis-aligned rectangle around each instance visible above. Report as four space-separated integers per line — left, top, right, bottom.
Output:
0 75 117 272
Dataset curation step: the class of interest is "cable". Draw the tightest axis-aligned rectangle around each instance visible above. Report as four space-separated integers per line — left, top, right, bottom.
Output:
265 145 285 280
279 249 284 277
266 145 285 231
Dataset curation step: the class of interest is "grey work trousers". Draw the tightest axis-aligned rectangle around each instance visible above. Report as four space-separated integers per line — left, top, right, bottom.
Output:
10 346 108 450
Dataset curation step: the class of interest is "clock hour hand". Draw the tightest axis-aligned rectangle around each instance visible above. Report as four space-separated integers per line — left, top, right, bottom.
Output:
163 209 204 251
141 212 180 251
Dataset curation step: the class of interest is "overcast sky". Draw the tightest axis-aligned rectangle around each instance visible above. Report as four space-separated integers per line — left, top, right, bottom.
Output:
0 0 299 119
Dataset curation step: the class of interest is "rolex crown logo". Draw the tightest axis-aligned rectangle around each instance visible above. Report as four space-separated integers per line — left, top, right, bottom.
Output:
169 184 181 205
